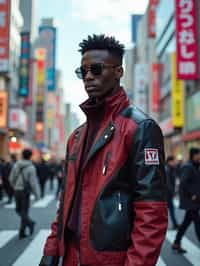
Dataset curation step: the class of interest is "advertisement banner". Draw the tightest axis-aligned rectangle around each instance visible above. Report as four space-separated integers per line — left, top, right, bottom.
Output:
36 48 46 87
171 52 184 128
0 0 10 72
134 64 148 113
148 0 159 38
9 108 28 132
19 32 30 97
151 63 161 112
175 0 199 79
39 26 56 91
0 90 7 128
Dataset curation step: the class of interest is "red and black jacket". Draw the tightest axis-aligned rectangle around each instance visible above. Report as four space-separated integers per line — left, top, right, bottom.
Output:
42 88 168 266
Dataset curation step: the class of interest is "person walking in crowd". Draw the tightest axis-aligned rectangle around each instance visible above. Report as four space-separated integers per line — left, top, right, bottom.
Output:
9 149 40 239
172 147 200 253
2 154 17 204
36 158 49 198
0 158 4 201
39 34 167 266
165 155 179 230
55 159 65 199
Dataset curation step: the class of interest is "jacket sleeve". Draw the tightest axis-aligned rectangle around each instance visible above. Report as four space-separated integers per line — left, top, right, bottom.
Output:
42 145 69 257
125 119 168 266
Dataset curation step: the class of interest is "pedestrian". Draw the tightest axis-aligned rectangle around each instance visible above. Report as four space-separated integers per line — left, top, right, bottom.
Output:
2 154 17 204
165 155 179 230
55 160 65 199
172 147 200 253
36 158 49 198
9 149 40 239
39 34 168 266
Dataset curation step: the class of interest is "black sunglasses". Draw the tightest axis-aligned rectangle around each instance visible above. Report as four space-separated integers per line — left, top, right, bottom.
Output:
75 63 120 79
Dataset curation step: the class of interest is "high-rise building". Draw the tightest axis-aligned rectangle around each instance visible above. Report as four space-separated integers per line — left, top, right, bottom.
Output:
0 0 23 159
19 0 37 42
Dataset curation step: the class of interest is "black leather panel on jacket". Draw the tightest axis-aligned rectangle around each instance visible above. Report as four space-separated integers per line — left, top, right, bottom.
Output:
121 105 149 124
90 108 167 251
39 255 59 266
128 119 167 202
90 162 133 251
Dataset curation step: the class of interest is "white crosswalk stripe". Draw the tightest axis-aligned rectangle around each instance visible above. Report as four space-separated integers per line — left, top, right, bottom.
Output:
13 229 50 266
156 256 167 266
32 194 55 207
0 228 199 265
0 230 18 248
3 194 54 209
166 230 200 266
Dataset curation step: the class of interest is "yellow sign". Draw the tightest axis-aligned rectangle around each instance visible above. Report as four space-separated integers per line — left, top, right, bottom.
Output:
0 91 8 128
171 53 184 128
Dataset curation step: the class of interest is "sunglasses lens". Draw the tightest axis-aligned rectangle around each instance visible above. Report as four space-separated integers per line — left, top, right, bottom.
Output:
75 67 84 79
91 64 103 75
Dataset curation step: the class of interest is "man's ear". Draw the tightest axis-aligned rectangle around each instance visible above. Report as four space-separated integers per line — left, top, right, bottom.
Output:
115 66 123 79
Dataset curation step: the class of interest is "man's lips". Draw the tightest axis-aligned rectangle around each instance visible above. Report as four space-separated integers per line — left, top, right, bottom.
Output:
86 85 98 92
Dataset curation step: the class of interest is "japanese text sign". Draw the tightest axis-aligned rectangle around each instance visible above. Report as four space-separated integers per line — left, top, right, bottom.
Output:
175 0 198 79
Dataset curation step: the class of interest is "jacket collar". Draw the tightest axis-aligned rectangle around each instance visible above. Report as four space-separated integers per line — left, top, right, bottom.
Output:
75 87 129 172
79 86 129 122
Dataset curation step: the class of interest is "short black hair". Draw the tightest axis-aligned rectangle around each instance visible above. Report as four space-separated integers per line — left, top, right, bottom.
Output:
189 147 200 160
166 155 175 163
78 34 125 64
22 149 32 160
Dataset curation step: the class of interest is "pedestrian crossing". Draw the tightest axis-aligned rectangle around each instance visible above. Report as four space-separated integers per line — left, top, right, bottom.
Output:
2 194 55 209
0 228 199 266
166 231 200 266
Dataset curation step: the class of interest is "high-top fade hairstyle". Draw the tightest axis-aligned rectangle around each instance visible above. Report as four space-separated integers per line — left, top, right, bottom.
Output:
78 34 125 64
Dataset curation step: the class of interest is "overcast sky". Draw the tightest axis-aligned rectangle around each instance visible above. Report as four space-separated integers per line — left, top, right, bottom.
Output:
39 0 149 121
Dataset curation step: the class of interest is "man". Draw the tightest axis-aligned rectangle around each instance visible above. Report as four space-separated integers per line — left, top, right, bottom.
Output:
40 34 167 266
172 147 200 253
9 149 40 239
2 154 17 204
165 155 179 230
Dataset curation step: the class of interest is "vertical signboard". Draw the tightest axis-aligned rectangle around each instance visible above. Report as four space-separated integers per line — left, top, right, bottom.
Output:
0 0 10 72
35 48 46 142
171 52 184 128
151 63 160 112
0 90 7 127
175 0 198 79
39 26 56 91
19 32 30 97
148 0 159 38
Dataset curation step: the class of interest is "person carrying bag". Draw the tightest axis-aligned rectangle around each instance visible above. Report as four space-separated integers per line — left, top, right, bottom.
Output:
9 149 40 239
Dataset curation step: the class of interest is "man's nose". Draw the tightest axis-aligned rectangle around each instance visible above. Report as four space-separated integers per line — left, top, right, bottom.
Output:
84 69 94 80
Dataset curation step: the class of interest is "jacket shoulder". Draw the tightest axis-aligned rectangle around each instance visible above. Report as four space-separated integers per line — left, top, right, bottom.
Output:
120 104 150 124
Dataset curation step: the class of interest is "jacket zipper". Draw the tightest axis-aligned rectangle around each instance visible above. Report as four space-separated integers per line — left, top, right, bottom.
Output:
102 151 111 175
118 191 122 212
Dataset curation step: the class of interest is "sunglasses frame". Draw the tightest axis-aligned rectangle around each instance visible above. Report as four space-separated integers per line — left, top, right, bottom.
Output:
75 63 120 79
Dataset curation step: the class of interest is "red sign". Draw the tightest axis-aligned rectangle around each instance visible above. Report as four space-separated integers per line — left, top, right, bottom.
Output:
152 63 162 112
148 0 159 38
0 0 10 72
175 0 198 79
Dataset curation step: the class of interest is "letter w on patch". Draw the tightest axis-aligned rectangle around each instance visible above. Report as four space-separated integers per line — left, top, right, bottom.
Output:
145 148 159 165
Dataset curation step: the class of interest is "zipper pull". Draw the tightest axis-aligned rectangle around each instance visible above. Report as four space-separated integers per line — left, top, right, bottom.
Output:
118 192 122 212
102 165 107 175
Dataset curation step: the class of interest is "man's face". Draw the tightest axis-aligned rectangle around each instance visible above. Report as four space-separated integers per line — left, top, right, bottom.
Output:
80 50 123 100
193 152 200 163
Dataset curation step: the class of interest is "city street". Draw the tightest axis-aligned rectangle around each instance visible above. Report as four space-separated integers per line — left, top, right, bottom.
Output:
0 186 199 266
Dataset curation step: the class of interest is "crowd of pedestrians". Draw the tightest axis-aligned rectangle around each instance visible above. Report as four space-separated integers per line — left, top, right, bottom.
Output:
0 149 65 239
165 147 200 254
